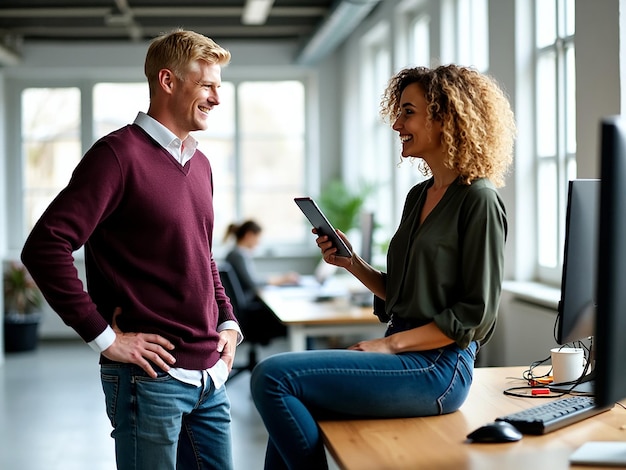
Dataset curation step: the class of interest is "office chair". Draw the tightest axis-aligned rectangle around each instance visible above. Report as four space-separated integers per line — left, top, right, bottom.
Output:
218 261 286 380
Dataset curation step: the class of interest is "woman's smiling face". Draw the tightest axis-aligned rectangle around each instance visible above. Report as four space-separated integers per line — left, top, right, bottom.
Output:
392 83 443 162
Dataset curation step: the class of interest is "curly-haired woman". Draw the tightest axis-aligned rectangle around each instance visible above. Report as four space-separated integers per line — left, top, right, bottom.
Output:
250 64 516 470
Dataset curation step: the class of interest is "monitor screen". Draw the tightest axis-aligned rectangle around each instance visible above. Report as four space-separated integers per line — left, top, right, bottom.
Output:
360 211 374 265
556 179 600 345
594 116 626 408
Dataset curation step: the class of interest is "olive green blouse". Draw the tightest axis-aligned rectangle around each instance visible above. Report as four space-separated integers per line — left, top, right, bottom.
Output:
380 177 507 349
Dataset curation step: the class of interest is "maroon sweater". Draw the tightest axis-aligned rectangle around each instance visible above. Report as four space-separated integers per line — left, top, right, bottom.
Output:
21 124 236 370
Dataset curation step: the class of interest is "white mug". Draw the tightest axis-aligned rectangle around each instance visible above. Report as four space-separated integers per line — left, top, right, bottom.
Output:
551 347 586 384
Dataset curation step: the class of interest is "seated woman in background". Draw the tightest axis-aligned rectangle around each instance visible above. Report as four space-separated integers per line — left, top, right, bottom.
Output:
223 220 295 344
224 220 300 300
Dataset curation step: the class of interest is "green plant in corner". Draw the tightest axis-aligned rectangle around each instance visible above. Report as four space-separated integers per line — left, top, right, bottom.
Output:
317 179 375 233
3 261 42 320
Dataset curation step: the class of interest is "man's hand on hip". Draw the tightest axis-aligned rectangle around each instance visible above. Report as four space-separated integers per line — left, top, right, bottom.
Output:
102 307 176 378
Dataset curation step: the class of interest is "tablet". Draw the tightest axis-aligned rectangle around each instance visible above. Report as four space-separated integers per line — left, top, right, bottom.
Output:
294 197 352 258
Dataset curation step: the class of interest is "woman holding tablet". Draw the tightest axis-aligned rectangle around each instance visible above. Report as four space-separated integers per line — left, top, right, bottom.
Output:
250 64 516 469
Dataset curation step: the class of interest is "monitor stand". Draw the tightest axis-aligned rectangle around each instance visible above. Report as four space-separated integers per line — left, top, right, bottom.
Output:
549 370 595 394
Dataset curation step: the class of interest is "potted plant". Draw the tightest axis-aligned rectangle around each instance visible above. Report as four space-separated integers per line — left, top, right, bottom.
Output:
3 261 43 352
317 179 375 234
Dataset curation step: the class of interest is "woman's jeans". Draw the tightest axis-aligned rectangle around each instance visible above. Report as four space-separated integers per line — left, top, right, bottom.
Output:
250 341 478 470
100 363 233 470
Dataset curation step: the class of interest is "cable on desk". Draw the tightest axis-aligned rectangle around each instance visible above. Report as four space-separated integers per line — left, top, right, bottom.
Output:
521 355 552 385
503 359 565 399
502 386 565 399
503 339 595 399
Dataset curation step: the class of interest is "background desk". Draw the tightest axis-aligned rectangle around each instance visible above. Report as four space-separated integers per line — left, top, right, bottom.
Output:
319 366 626 470
259 283 386 351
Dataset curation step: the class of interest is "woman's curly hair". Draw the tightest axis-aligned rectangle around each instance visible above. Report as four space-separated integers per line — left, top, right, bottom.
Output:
380 65 516 187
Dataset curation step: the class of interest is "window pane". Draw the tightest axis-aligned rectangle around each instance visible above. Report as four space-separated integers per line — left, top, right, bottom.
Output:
410 15 430 66
241 191 305 243
536 52 557 157
565 0 575 36
93 83 149 139
452 0 488 70
203 82 236 137
239 81 304 134
238 81 305 245
565 45 577 155
22 88 81 231
537 161 558 268
241 139 303 190
471 0 489 71
536 0 557 48
566 157 577 182
456 0 471 65
360 39 393 246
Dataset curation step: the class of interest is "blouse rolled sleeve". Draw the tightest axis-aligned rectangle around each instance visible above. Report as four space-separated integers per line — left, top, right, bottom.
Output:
433 184 507 348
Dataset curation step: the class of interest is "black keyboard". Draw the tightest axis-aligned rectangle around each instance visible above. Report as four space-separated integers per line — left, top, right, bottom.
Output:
496 395 613 435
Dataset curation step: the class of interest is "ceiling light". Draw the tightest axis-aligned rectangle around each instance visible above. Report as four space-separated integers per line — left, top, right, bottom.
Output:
242 0 274 25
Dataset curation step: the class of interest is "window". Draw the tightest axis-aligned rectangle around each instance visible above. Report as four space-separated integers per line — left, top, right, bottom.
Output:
197 80 306 249
359 24 394 258
238 81 305 244
534 0 575 283
22 88 81 232
395 0 431 68
394 2 433 227
409 14 431 67
441 0 489 71
93 83 149 139
18 80 307 255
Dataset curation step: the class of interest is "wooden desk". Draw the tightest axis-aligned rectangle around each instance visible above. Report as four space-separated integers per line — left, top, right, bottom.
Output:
259 285 386 351
319 366 626 470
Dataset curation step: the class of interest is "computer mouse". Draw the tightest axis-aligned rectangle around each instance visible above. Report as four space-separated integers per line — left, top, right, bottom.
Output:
466 421 523 443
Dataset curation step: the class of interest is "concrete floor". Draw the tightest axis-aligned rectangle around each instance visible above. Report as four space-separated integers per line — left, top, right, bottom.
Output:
0 338 308 469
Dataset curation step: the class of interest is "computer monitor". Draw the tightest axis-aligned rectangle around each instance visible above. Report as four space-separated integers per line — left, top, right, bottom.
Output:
555 179 600 345
594 116 626 409
360 211 374 265
550 179 599 394
567 117 626 467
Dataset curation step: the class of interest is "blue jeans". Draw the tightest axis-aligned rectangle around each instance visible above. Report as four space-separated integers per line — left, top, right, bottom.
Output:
100 364 233 470
250 341 478 470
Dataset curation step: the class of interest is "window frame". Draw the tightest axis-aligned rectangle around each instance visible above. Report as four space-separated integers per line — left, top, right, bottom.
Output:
533 0 576 285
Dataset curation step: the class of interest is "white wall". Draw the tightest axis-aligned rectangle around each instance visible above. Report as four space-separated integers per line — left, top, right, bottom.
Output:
480 283 560 366
575 0 622 179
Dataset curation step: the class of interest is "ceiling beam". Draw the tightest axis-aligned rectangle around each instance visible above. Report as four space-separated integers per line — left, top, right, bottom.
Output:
9 25 313 39
0 43 20 66
0 8 110 18
0 6 327 19
295 0 381 66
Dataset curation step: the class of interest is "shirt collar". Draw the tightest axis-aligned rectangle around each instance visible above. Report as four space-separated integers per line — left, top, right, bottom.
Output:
133 112 198 164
